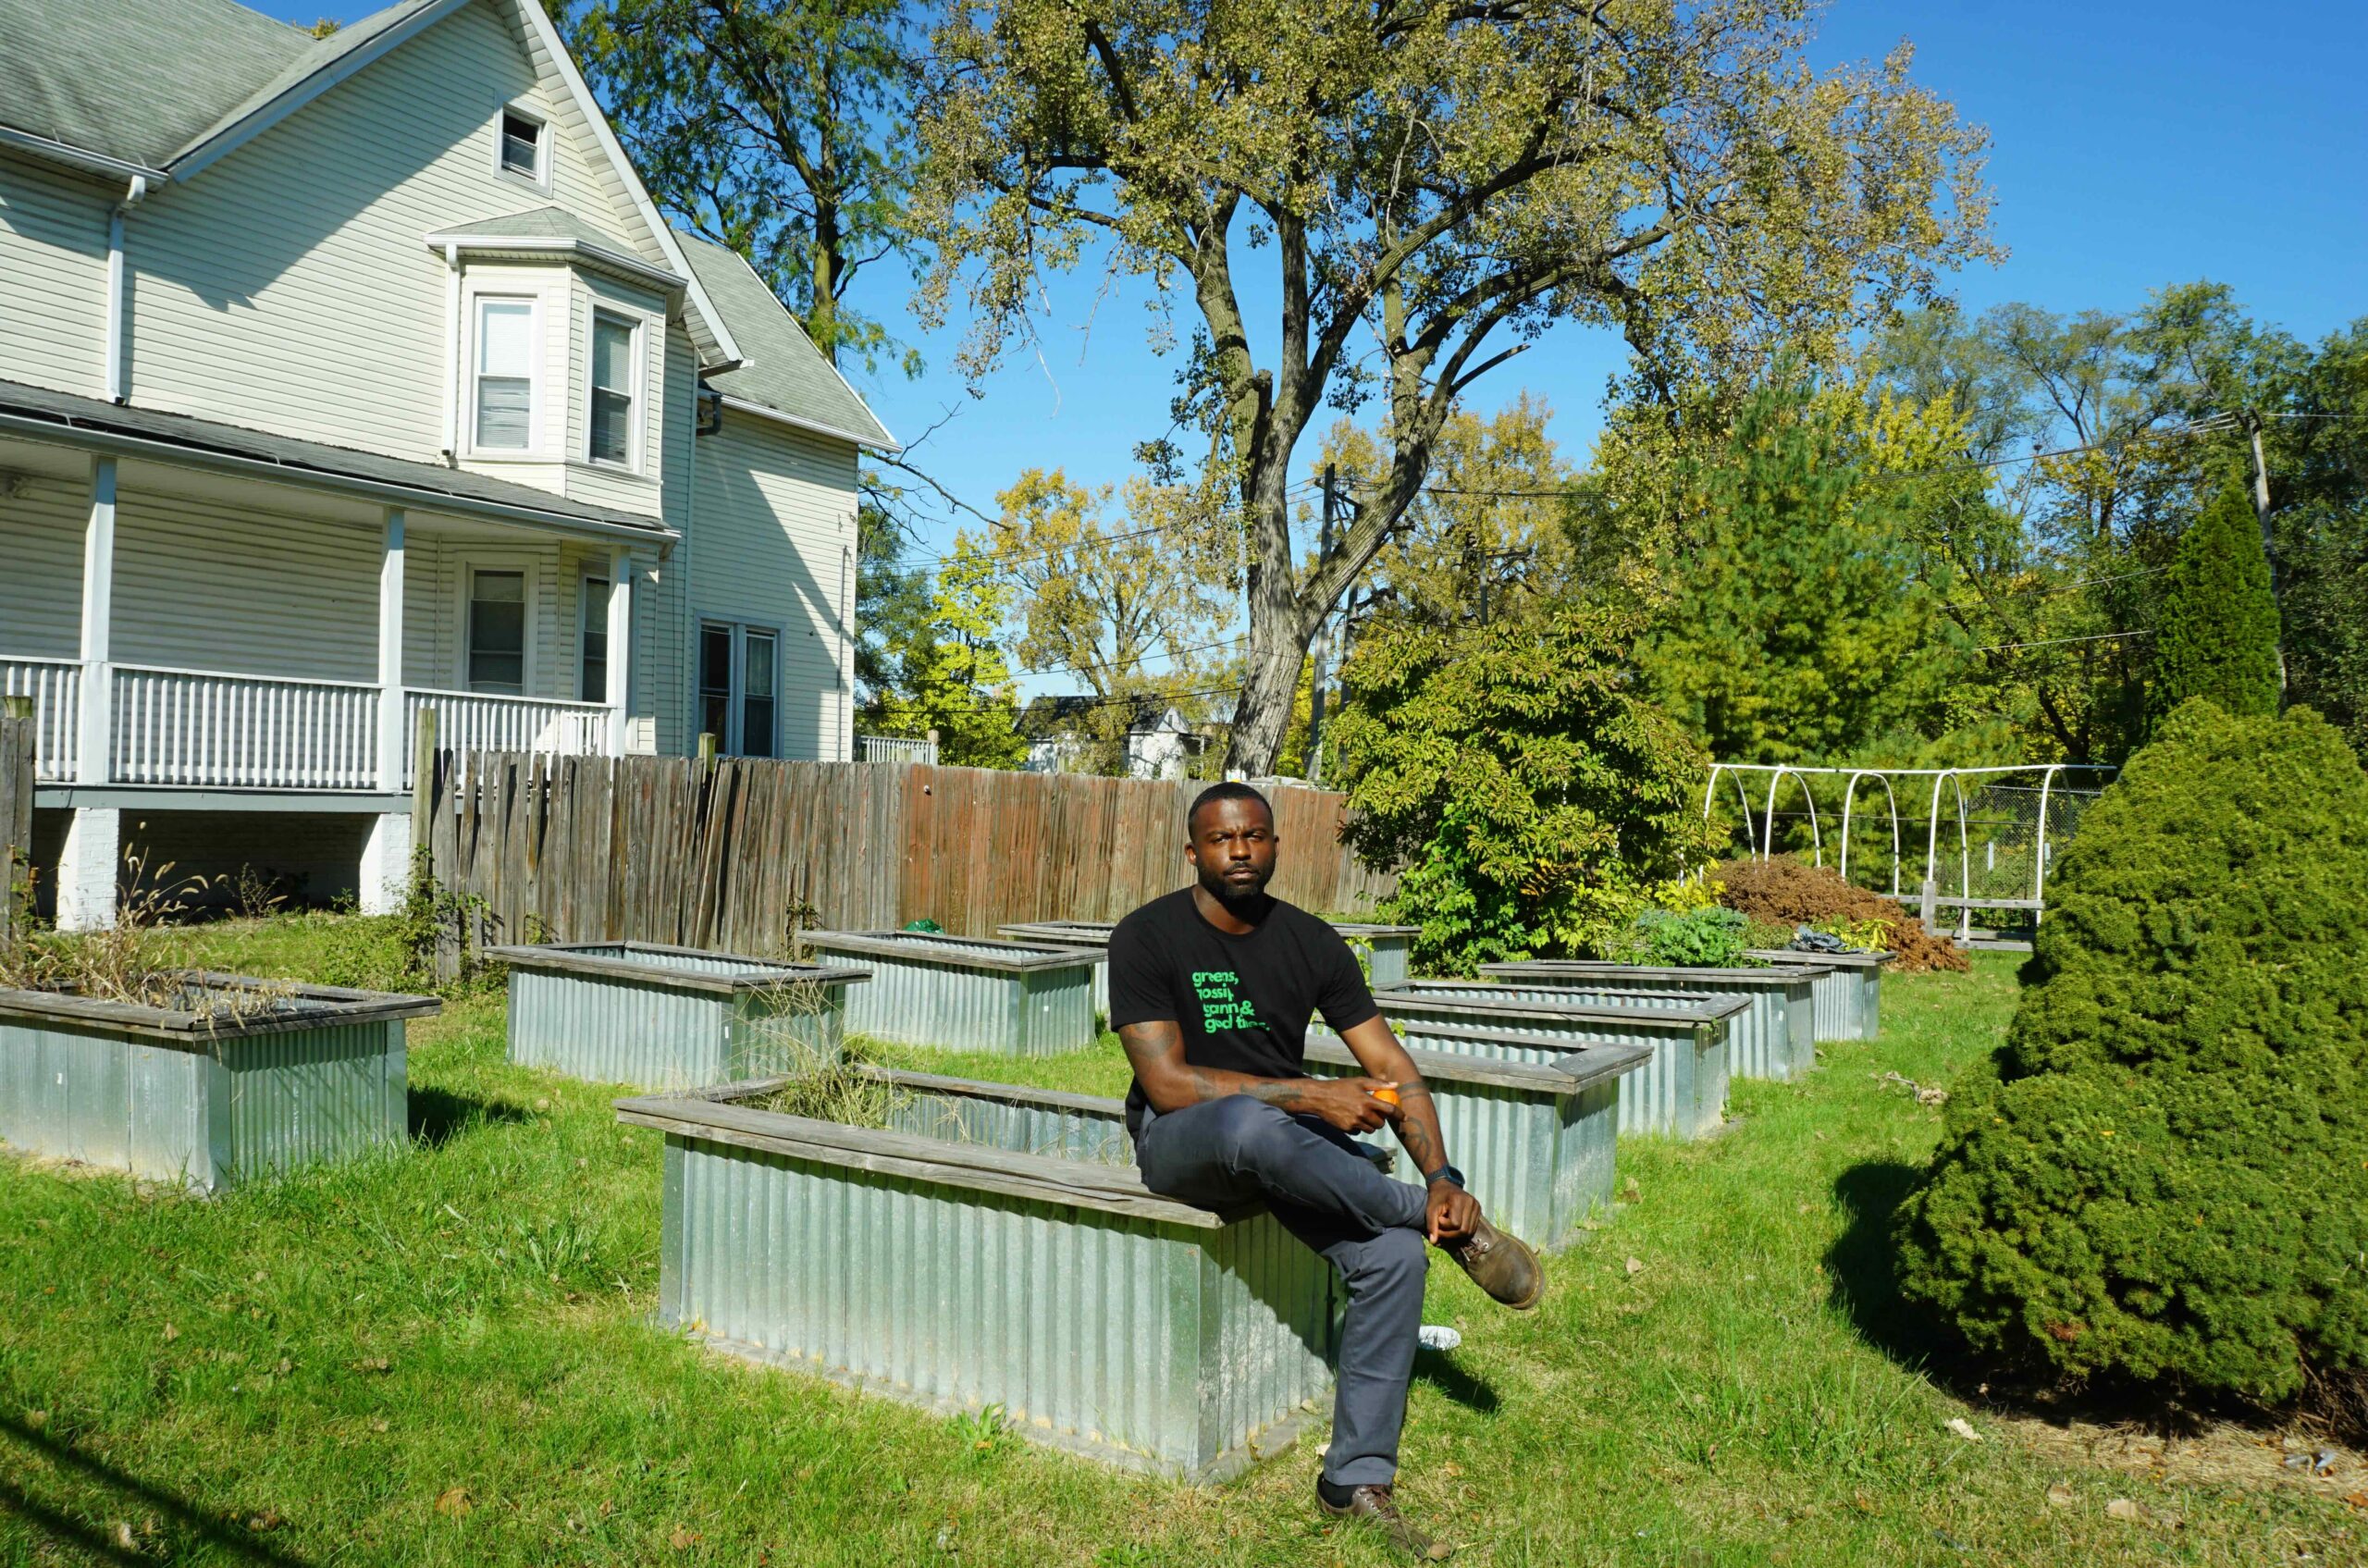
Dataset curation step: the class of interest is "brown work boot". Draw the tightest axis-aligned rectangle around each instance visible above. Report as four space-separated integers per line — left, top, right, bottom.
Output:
1317 1478 1451 1561
1441 1215 1543 1311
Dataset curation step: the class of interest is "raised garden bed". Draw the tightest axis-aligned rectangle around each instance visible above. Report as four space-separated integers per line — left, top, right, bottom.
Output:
1301 1035 1644 1251
1326 923 1420 986
1474 961 1823 1081
1313 983 1733 1141
1741 949 1891 1041
485 942 872 1091
0 974 437 1193
615 1068 1340 1481
802 931 1101 1056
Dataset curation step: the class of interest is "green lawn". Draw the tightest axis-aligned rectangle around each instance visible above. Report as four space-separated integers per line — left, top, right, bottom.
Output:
0 923 2349 1565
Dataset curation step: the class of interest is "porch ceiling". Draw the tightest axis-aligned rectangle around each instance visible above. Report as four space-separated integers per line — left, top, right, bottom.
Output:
0 377 677 547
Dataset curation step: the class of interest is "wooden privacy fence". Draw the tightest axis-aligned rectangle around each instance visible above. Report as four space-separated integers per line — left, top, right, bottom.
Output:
422 752 1396 958
0 709 30 945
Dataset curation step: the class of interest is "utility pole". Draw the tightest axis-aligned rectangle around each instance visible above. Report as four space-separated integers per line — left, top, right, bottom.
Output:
1303 465 1338 782
2243 410 2288 694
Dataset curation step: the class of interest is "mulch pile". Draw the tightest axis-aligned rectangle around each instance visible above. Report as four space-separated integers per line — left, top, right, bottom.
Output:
1713 855 1970 973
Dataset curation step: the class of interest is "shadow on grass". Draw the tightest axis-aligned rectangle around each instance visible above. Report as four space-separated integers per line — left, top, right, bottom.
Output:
1413 1347 1500 1414
0 1415 313 1566
1825 1160 1950 1370
408 1085 528 1148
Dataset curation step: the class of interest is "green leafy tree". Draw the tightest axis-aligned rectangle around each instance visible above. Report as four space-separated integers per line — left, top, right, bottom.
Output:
912 0 1997 774
1633 375 1965 765
1894 701 2368 1402
862 535 1027 768
854 505 931 707
560 0 918 373
2151 484 2282 722
1327 608 1718 974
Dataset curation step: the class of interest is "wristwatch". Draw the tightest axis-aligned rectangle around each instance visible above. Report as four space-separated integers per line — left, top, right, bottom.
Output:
1423 1164 1466 1191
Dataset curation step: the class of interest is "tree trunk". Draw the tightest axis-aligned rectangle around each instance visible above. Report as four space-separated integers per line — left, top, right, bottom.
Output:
1224 451 1313 774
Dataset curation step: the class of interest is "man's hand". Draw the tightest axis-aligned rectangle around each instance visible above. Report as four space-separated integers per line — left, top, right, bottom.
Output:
1295 1076 1400 1133
1424 1181 1481 1245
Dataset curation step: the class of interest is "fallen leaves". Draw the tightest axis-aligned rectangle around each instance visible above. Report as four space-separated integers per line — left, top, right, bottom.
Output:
434 1488 472 1518
160 1322 178 1343
670 1526 699 1550
1623 1256 1645 1277
350 1356 392 1375
2104 1498 2140 1521
1945 1417 1983 1442
2045 1484 2073 1508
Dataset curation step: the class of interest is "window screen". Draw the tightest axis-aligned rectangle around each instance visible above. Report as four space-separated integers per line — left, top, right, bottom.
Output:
474 300 534 451
579 576 610 703
469 571 526 694
740 630 777 759
590 315 635 464
500 110 541 178
698 623 734 748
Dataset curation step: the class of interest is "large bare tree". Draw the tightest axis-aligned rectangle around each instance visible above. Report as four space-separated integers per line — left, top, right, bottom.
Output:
912 0 1998 772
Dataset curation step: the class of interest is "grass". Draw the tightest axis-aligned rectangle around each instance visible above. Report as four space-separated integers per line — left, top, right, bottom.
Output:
0 919 2353 1565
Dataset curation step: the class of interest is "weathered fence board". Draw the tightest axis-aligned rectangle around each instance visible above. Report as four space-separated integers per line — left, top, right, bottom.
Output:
424 754 1392 958
0 712 30 945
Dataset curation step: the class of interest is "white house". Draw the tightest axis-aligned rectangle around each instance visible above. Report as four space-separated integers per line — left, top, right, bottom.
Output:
0 0 895 927
1020 697 1208 782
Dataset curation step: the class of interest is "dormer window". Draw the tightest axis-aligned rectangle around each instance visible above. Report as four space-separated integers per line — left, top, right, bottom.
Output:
497 105 548 185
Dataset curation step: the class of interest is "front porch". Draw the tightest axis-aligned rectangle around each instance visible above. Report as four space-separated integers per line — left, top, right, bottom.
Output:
0 421 667 928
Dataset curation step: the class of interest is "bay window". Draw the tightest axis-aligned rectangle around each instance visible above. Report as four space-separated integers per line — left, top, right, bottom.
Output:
472 297 537 452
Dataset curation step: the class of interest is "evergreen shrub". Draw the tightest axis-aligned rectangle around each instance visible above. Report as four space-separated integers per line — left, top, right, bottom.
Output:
1895 700 2368 1402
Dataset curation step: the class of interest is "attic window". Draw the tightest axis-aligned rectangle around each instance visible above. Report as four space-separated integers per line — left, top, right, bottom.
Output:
499 107 547 182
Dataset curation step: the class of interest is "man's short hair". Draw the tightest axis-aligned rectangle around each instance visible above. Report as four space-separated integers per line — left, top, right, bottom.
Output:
1188 780 1274 835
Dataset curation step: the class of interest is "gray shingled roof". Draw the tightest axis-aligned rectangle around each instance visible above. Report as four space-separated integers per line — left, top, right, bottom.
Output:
428 206 641 248
0 377 672 537
168 0 449 168
674 231 897 451
0 0 314 168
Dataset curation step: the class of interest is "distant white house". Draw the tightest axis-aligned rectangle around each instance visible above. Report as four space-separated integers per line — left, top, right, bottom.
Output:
1020 697 1207 782
0 0 896 926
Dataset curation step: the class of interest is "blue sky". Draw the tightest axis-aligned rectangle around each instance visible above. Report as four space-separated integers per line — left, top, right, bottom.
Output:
266 0 2367 575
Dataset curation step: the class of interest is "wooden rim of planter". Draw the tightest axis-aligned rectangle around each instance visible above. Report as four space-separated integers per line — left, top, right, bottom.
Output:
0 971 440 1044
1302 1035 1650 1093
1325 923 1420 938
1390 1011 1728 1056
614 1068 1249 1228
802 930 1107 974
482 942 874 994
1388 977 1755 1022
994 922 1116 949
1477 960 1832 985
1370 984 1743 1031
1741 948 1893 969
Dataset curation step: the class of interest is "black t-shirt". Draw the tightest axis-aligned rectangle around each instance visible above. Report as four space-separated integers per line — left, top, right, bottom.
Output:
1107 887 1381 1132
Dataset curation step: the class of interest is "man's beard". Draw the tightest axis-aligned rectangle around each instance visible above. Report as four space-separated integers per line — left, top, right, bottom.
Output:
1198 866 1273 911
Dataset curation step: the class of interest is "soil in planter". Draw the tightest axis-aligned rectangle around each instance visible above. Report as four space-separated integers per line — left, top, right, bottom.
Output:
1714 856 1967 972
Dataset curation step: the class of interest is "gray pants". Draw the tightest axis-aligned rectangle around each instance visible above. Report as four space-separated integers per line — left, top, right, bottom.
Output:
1135 1095 1428 1488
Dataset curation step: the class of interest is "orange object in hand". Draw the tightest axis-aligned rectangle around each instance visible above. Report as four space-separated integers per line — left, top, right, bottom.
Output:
1369 1085 1401 1108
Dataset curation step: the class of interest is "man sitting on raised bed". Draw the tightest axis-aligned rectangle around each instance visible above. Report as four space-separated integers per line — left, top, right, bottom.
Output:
1110 780 1542 1561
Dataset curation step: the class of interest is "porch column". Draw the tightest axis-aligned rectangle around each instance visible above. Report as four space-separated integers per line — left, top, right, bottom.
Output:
361 506 412 915
56 807 121 932
75 456 116 785
606 545 633 757
375 508 406 790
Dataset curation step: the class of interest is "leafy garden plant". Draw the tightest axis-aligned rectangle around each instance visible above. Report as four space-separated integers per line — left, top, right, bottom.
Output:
1894 700 2368 1407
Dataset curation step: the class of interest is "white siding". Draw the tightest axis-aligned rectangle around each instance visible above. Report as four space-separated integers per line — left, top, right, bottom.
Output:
111 489 380 681
0 470 90 657
0 159 109 397
648 327 696 753
691 411 857 762
561 269 668 512
120 0 667 487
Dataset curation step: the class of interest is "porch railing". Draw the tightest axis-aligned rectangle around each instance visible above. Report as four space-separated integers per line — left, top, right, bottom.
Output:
1 657 80 783
403 688 610 787
857 733 938 766
113 663 381 789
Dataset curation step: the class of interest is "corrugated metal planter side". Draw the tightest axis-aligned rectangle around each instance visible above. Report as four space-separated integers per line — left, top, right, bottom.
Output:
1301 1038 1640 1250
1000 919 1421 1011
808 932 1100 1057
1474 964 1820 1081
623 1074 1338 1480
1314 995 1729 1142
491 943 868 1091
0 978 433 1193
997 923 1116 1019
1744 951 1889 1041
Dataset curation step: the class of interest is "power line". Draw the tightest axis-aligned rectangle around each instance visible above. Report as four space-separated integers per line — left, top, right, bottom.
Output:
894 478 1321 572
1970 628 2152 654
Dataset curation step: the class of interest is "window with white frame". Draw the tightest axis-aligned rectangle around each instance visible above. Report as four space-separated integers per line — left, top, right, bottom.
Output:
472 297 537 452
468 570 527 695
588 312 637 467
579 574 610 702
697 621 778 758
497 105 548 185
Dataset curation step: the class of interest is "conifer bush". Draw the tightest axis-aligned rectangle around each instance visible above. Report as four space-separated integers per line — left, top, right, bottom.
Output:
1895 700 2368 1403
